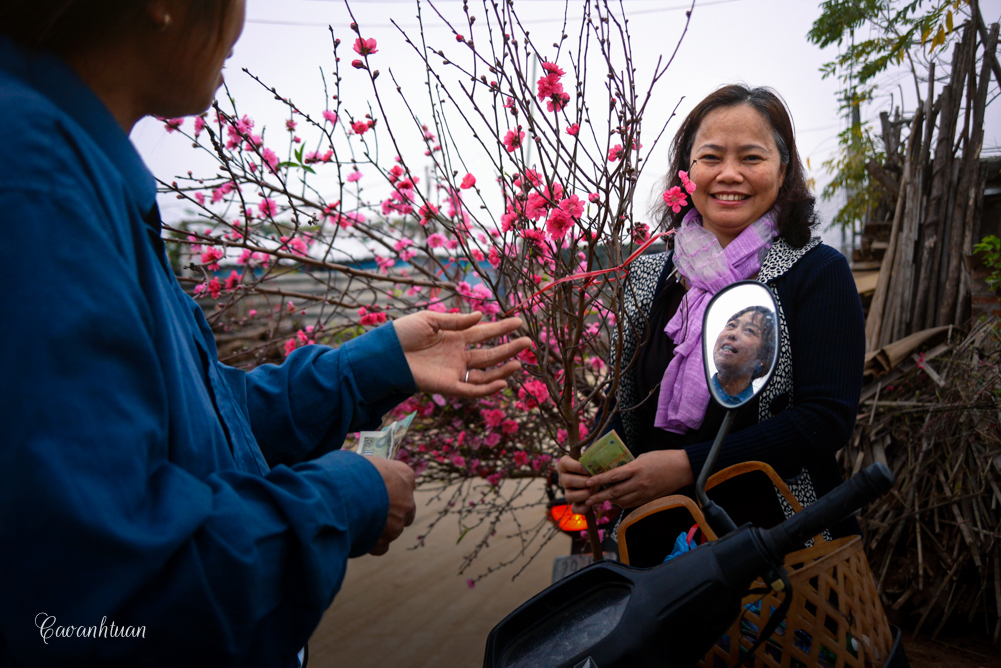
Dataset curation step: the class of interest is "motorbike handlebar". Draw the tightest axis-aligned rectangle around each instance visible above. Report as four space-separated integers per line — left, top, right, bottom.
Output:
761 463 894 558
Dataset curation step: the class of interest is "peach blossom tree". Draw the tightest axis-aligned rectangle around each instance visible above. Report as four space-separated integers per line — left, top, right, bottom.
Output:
160 0 692 577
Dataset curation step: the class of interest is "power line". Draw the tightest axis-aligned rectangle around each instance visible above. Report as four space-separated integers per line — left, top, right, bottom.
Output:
247 0 741 28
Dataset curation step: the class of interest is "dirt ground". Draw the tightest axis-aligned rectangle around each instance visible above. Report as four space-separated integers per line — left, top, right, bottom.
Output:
307 482 567 668
903 632 1001 668
306 483 1001 668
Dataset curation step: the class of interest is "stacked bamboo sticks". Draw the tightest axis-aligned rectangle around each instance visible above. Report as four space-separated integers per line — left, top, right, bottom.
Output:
865 19 1000 352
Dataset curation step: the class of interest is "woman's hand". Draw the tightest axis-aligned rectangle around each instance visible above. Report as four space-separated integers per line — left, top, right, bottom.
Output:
393 311 531 398
557 456 595 514
580 450 696 510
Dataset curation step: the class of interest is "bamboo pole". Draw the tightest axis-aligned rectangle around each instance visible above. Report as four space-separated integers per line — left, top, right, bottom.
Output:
913 63 944 332
939 23 993 325
865 111 923 352
933 24 978 327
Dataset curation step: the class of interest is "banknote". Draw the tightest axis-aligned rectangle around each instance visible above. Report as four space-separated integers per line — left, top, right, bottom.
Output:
386 411 417 458
358 430 392 458
361 411 418 459
579 430 634 475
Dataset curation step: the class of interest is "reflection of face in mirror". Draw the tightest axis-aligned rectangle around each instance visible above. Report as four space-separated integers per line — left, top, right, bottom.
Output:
711 306 776 405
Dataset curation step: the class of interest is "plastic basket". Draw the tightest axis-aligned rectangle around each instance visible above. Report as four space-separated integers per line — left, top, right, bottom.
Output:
701 534 894 668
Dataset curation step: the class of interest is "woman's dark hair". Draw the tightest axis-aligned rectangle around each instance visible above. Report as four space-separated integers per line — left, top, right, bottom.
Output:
728 305 776 380
0 1 231 56
655 84 817 248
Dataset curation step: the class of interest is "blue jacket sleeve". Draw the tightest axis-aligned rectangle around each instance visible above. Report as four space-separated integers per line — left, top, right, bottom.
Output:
683 249 865 480
0 189 390 667
240 324 417 467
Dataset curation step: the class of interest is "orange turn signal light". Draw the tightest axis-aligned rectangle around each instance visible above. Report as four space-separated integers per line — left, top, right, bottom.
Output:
548 503 588 532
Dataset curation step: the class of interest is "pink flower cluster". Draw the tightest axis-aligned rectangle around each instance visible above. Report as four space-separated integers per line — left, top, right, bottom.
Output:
536 62 570 112
357 306 388 327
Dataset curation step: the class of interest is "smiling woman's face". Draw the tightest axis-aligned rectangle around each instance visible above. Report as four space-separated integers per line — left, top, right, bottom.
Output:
688 104 786 247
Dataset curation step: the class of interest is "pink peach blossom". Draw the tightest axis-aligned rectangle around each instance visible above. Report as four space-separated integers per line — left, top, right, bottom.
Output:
662 186 687 214
259 198 277 217
541 62 565 76
418 203 439 225
546 208 574 240
503 128 525 153
353 37 378 56
678 169 697 194
261 148 279 173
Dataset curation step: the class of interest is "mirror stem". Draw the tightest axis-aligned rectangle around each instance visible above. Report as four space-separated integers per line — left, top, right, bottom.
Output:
696 410 739 536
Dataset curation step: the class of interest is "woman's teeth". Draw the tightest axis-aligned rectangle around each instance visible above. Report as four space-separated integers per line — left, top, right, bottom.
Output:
714 194 749 201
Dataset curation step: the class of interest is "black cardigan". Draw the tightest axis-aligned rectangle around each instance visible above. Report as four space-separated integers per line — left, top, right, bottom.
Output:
608 243 865 538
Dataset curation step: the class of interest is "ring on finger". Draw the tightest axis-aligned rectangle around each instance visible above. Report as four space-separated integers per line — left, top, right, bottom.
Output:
464 369 470 383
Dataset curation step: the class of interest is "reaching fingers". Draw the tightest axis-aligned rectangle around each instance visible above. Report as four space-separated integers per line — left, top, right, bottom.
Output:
466 337 532 369
465 360 522 386
431 310 484 332
458 378 515 399
462 317 525 344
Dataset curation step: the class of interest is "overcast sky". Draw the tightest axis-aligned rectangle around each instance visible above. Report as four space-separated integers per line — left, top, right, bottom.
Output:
131 0 1001 251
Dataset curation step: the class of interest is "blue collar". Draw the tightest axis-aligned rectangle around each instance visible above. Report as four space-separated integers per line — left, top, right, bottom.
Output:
0 37 157 217
711 373 754 406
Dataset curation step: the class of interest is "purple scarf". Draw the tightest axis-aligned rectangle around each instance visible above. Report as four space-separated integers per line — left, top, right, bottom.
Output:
654 208 778 433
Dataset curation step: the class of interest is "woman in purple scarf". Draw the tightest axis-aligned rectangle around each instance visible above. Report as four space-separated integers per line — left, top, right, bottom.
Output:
558 85 865 539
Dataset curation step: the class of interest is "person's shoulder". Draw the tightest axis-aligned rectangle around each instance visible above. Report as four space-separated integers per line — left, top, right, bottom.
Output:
0 72 92 193
786 240 850 275
807 242 849 263
629 251 670 288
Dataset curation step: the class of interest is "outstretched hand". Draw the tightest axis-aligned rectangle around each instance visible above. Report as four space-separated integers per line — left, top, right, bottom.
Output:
393 311 531 398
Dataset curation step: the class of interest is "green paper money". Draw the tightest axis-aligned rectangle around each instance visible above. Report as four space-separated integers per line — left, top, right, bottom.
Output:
579 429 634 475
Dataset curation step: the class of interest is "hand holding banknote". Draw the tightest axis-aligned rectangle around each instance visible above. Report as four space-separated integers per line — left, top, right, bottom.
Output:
366 457 416 556
557 430 694 512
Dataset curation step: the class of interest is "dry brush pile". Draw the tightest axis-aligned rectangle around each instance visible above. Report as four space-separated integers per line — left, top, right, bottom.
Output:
847 317 1001 642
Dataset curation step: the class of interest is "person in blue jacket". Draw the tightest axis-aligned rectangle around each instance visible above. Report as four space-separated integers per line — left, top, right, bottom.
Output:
0 2 529 666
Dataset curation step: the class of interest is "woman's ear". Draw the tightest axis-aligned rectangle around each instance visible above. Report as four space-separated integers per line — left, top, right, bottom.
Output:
146 0 187 31
146 0 170 28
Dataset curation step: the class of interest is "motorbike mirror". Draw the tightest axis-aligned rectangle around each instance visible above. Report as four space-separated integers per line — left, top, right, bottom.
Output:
696 281 780 537
701 281 780 409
